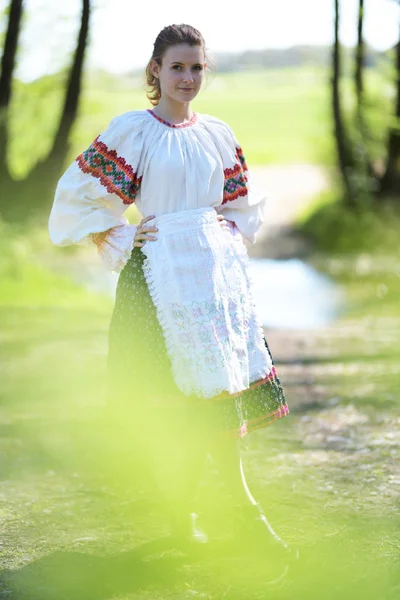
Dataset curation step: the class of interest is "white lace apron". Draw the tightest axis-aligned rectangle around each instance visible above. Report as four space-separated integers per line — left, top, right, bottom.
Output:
140 207 273 399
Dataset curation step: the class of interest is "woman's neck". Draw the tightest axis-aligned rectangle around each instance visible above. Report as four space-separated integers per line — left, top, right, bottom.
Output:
152 98 193 125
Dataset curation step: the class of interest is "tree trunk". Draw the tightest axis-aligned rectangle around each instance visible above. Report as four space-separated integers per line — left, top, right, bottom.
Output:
31 0 91 199
380 34 400 196
332 0 356 203
0 0 23 187
355 0 364 106
354 0 376 186
0 0 91 223
46 0 90 164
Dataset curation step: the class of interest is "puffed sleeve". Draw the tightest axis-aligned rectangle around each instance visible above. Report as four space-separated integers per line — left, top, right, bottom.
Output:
48 112 143 273
214 122 267 244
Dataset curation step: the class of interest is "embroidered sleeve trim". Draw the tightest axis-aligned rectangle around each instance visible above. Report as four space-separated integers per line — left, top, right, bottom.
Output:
236 146 248 172
89 228 114 248
76 136 142 205
222 146 249 204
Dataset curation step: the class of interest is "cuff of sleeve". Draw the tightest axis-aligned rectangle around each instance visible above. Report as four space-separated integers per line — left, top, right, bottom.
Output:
225 219 245 243
90 224 137 273
225 219 236 232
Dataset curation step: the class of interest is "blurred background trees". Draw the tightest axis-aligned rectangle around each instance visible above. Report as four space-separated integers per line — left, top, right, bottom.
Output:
0 0 90 222
0 0 398 234
332 0 400 205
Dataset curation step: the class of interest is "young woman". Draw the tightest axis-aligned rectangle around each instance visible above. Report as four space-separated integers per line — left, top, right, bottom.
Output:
49 23 293 560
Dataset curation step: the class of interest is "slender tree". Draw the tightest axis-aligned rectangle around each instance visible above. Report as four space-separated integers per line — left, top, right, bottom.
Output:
355 0 365 107
380 22 400 195
332 0 356 203
45 0 90 166
0 0 23 186
0 0 91 222
333 0 400 203
353 0 376 194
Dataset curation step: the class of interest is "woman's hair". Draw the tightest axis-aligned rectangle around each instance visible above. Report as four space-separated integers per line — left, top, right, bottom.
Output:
145 24 211 106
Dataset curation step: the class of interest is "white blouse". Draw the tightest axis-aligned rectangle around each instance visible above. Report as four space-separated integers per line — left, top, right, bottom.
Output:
49 109 267 272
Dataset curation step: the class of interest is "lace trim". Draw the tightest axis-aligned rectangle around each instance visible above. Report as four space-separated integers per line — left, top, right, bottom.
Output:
90 224 137 273
90 228 114 248
140 212 272 399
224 223 274 384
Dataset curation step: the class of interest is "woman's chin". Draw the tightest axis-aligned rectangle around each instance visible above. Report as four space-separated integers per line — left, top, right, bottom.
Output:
175 90 197 101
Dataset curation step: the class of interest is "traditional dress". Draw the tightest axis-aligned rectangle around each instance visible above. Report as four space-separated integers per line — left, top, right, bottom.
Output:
49 108 289 437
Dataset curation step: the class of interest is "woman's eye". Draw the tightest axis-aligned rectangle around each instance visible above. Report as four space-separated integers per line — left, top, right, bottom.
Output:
172 65 202 71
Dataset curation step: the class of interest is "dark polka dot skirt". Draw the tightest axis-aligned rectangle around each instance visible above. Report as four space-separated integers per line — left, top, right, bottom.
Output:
106 246 289 439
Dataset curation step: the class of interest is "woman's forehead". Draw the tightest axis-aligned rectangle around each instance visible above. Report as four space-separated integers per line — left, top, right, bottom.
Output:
163 44 205 64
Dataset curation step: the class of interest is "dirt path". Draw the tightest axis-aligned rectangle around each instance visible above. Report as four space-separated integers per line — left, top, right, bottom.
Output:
248 164 332 258
252 164 331 232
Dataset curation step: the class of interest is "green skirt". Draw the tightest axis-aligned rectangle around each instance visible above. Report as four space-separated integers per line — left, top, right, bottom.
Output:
106 246 289 438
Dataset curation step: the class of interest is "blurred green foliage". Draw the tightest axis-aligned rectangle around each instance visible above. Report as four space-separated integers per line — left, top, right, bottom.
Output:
7 66 393 178
0 220 112 308
296 187 400 254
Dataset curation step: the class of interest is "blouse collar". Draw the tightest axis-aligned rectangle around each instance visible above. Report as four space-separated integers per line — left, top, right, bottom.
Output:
147 109 198 129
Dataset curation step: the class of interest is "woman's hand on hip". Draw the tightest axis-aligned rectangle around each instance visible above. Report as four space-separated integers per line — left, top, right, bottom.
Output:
133 215 158 247
216 213 230 231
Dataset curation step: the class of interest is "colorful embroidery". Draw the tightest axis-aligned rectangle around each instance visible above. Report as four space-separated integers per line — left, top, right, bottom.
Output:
223 146 249 204
236 146 248 171
213 366 279 401
147 109 198 128
76 137 141 205
89 228 114 248
241 404 290 437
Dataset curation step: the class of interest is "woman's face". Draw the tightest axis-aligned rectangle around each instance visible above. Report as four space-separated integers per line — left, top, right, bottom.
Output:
151 44 206 104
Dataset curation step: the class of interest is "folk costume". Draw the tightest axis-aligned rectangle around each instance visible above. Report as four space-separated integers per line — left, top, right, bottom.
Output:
49 109 289 437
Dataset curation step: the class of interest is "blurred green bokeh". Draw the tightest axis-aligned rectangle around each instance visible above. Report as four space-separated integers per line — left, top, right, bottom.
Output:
0 63 399 598
7 66 392 178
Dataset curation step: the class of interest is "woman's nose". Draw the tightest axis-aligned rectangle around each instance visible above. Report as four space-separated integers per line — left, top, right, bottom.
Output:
182 71 194 83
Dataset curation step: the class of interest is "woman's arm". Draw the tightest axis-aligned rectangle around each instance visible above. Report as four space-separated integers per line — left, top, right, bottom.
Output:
49 115 142 272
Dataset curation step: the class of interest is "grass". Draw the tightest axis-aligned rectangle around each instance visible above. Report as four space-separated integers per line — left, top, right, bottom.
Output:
0 221 113 309
0 220 399 599
295 189 400 255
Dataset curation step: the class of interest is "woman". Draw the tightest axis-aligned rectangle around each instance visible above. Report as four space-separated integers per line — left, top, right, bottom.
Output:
49 23 292 559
